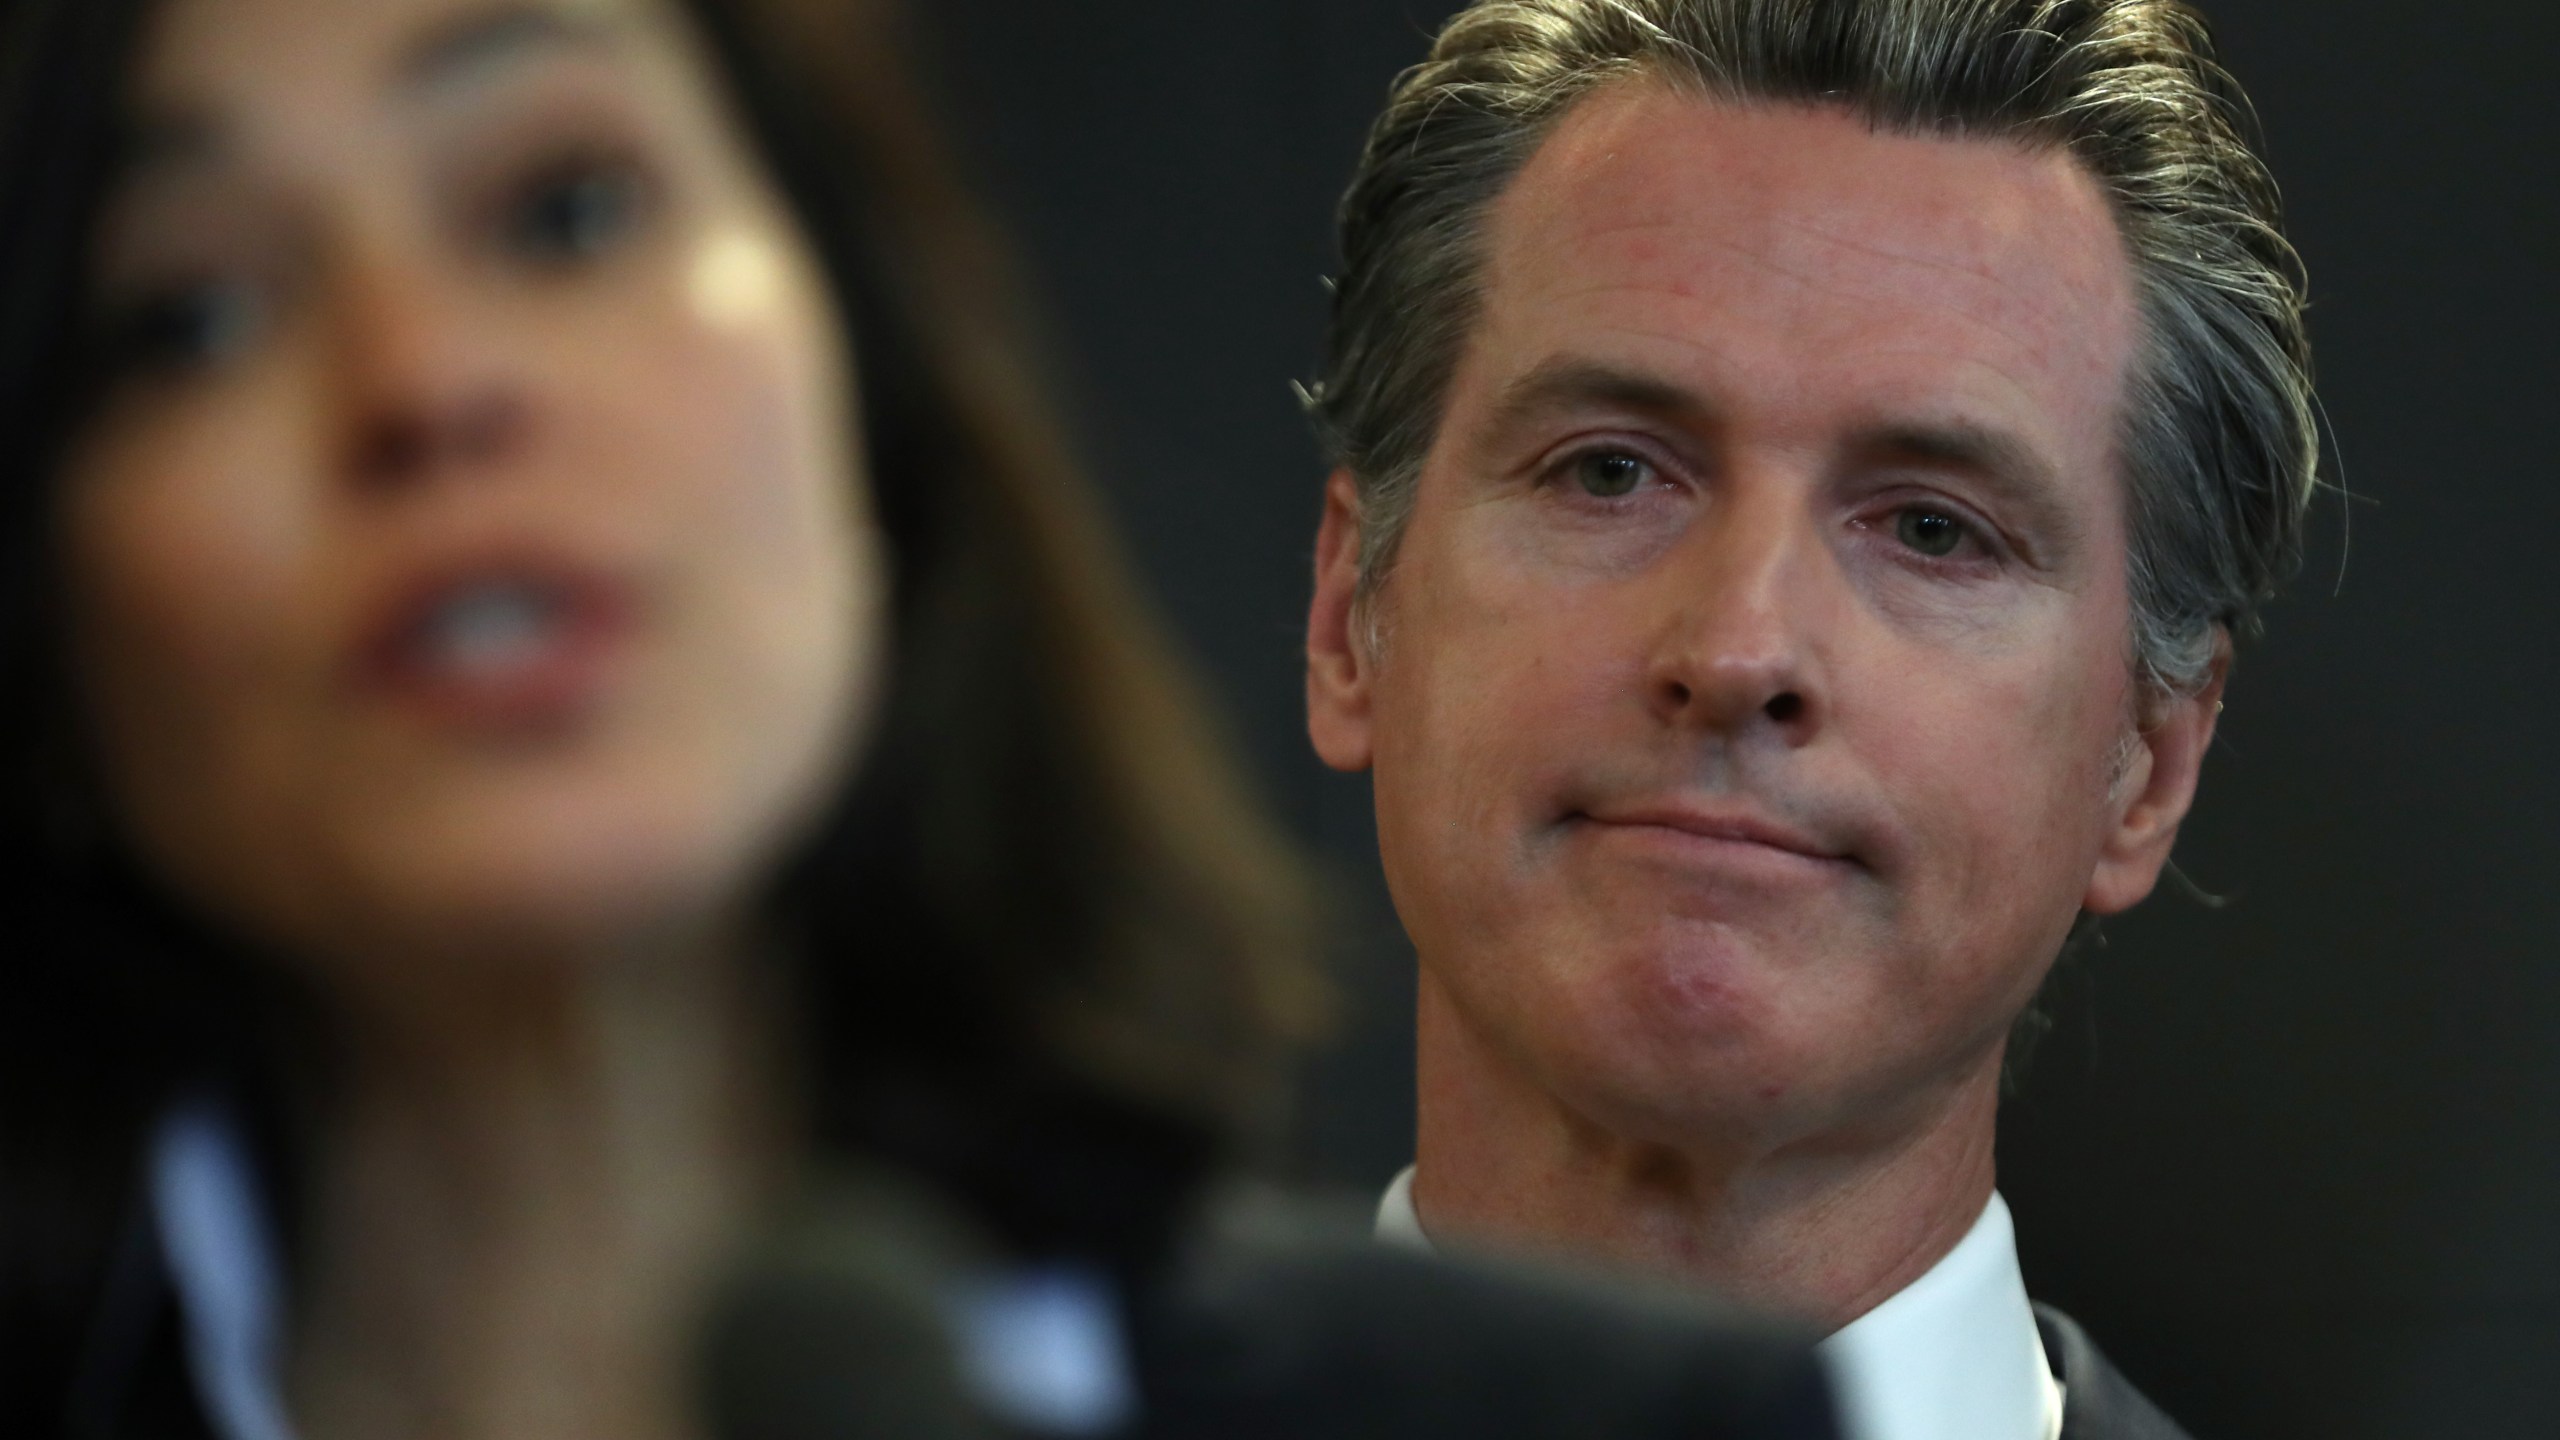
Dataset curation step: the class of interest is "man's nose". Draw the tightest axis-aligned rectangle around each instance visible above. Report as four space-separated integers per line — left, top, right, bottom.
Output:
325 242 535 495
1640 482 1828 746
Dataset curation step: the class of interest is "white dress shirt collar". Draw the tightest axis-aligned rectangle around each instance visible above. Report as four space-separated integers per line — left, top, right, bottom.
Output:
1375 1167 2063 1440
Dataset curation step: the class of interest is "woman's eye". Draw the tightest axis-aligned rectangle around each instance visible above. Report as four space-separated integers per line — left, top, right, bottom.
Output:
1894 506 1971 559
503 160 651 264
100 280 270 379
1570 451 1651 499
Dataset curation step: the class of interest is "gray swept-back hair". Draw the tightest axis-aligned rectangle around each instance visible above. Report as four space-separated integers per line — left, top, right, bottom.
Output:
1306 0 2316 696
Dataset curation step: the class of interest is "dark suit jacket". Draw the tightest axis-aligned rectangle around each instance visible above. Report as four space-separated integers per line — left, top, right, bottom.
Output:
2038 1305 2192 1440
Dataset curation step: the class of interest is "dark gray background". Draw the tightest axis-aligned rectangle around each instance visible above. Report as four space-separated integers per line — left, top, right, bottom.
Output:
908 3 2560 1436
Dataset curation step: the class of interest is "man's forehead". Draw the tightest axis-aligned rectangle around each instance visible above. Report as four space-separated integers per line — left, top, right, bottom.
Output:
1472 83 2138 450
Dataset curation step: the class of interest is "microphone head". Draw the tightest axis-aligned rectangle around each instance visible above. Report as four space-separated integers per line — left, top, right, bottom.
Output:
695 1169 1007 1440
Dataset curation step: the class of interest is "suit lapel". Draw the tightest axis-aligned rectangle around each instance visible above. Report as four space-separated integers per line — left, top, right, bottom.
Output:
2035 1304 2193 1440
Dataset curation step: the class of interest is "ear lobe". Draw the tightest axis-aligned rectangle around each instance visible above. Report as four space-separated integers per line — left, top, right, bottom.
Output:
1307 469 1377 774
2084 642 2229 916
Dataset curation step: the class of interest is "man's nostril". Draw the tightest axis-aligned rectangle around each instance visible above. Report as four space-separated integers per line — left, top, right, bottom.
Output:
1765 692 1804 725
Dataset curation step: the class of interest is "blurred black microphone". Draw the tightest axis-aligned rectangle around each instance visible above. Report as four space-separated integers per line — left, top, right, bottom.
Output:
695 1170 1011 1440
696 1172 1840 1440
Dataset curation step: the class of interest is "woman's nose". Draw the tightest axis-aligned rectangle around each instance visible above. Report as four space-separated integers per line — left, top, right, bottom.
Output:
324 241 536 494
347 386 530 491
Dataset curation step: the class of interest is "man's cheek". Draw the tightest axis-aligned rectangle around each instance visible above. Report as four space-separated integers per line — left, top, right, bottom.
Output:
1388 597 1547 762
1908 723 2101 968
1858 696 2017 890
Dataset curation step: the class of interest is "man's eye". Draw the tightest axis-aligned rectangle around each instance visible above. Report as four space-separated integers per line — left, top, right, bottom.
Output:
1570 451 1650 499
99 281 270 379
503 160 651 264
1894 506 1971 559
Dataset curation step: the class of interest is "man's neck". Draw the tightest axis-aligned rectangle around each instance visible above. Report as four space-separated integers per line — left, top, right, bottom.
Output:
1409 974 2003 1333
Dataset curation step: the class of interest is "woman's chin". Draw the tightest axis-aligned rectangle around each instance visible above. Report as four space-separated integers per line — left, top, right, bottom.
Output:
399 851 740 967
268 790 789 992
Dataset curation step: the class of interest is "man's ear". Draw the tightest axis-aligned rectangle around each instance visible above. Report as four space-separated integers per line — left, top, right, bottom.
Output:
1307 469 1377 774
2084 638 2230 916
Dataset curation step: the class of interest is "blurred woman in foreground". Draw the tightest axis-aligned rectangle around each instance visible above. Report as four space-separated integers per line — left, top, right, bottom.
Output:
0 0 1317 1433
0 0 1847 1436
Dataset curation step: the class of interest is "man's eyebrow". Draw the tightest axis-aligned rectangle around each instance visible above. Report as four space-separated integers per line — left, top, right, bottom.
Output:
400 4 621 95
1480 357 1720 441
1853 419 2084 554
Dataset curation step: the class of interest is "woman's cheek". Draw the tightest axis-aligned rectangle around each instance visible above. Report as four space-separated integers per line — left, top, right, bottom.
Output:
69 438 297 714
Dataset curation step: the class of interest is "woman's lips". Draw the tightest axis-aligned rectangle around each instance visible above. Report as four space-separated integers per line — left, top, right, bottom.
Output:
354 561 639 733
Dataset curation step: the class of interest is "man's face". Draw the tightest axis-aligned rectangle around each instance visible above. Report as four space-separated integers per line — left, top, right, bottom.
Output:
1308 87 2220 1147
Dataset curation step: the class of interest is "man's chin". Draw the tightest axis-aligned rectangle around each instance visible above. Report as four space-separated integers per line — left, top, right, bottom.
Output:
1536 1035 1833 1154
1586 921 1798 1034
1499 931 1849 1139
